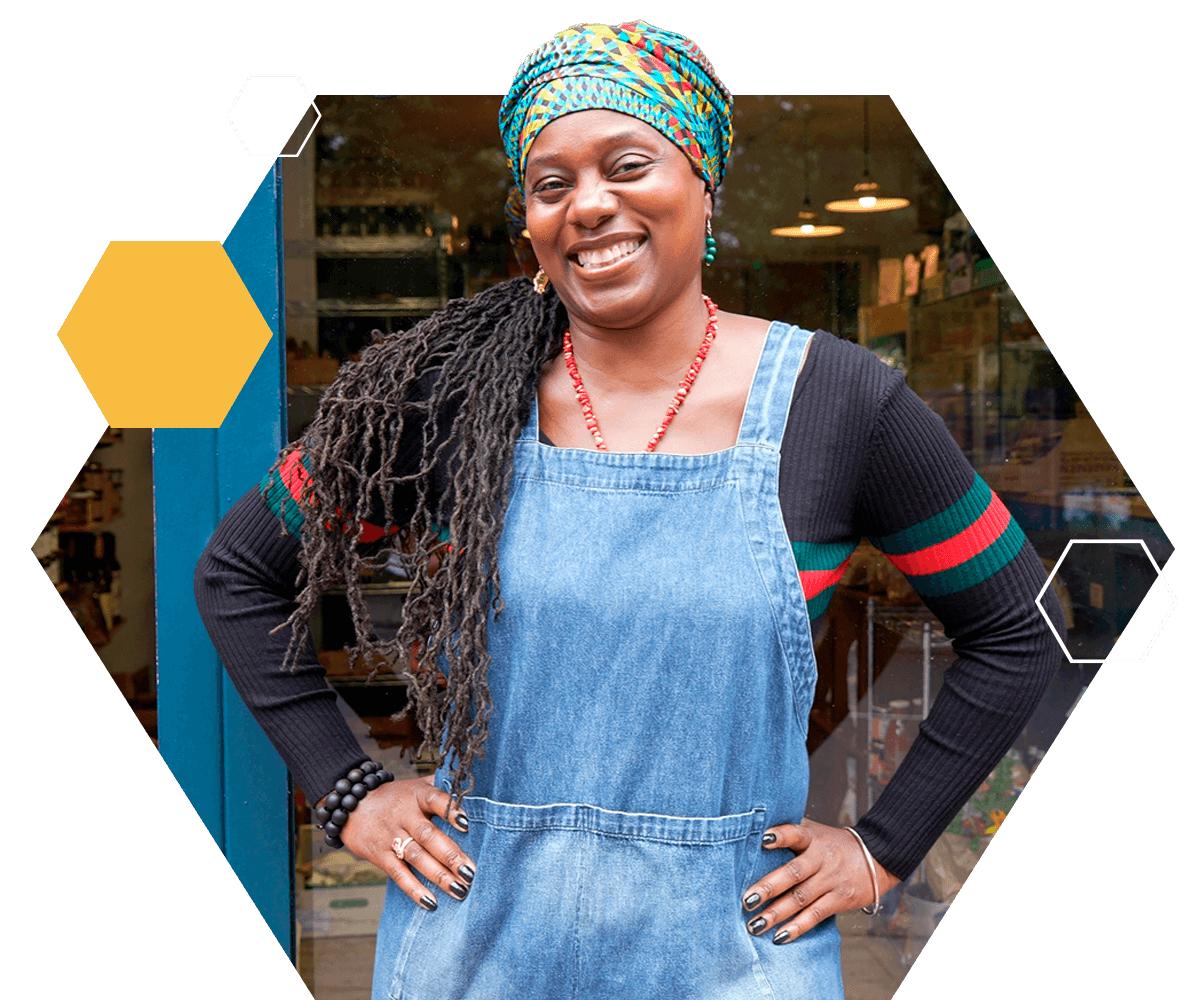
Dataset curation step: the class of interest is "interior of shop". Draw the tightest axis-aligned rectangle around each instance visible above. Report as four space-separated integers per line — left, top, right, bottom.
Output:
35 94 1173 1000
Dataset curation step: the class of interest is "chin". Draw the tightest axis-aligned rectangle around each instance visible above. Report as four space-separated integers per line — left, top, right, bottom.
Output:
560 283 654 329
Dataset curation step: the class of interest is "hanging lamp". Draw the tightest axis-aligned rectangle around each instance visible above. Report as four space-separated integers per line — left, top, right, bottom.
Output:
825 96 910 214
772 111 845 238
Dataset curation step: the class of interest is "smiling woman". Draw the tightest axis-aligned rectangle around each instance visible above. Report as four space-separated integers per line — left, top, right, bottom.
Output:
194 19 1064 1000
524 113 709 322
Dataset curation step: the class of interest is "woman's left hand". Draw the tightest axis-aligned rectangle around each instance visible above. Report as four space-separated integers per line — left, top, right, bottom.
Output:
740 819 901 945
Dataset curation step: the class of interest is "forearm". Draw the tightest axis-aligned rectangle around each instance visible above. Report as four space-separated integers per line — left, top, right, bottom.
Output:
853 542 1065 879
193 487 367 801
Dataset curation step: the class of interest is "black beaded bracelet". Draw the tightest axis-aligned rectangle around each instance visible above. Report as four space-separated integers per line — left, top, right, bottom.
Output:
313 759 395 849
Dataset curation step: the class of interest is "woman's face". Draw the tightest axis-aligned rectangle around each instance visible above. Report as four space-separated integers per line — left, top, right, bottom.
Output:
523 109 711 329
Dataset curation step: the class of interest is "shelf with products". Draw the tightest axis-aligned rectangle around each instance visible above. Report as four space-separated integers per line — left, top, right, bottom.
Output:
906 282 1155 525
302 216 456 326
37 439 126 650
286 210 461 426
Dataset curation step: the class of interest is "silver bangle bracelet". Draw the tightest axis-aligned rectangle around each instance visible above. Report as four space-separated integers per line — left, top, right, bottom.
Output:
843 826 882 915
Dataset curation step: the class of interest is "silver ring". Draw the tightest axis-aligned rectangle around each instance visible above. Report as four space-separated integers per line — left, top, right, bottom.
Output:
392 835 415 863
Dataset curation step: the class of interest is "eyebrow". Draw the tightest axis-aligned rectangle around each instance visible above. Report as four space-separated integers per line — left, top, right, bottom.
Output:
526 130 656 171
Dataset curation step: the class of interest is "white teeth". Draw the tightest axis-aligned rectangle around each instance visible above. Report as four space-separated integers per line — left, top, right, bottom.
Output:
575 240 642 268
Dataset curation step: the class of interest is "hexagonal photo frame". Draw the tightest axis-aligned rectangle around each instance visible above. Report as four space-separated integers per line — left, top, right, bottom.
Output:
1036 537 1176 662
226 73 321 158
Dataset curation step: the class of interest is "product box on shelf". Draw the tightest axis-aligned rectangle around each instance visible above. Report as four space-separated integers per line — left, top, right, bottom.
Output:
974 259 1002 287
920 272 945 303
858 300 910 342
298 883 387 938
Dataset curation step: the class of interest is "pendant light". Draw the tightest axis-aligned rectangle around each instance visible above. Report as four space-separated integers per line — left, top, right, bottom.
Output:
772 111 845 238
825 97 910 214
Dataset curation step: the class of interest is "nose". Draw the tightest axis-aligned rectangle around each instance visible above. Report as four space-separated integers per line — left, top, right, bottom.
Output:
566 171 618 230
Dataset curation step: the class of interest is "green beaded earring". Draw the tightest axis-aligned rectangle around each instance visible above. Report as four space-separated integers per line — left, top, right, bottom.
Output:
703 219 717 266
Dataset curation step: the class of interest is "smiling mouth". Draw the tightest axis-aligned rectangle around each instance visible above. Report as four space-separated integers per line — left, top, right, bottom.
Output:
570 238 645 269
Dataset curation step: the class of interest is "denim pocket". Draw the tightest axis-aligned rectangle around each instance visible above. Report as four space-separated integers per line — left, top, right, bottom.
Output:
389 798 777 1000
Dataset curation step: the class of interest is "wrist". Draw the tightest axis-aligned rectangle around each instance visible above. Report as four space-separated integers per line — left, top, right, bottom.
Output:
843 826 886 914
313 759 395 848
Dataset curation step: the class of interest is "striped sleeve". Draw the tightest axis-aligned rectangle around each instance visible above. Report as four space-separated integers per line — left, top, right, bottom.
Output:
792 540 857 620
259 450 310 538
259 450 399 545
850 373 1064 879
869 472 1028 598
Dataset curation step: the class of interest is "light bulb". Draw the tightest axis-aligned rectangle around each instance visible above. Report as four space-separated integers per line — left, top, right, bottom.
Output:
858 196 877 208
801 224 815 234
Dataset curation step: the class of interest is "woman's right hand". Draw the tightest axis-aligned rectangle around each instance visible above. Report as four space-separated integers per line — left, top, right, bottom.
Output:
335 774 475 911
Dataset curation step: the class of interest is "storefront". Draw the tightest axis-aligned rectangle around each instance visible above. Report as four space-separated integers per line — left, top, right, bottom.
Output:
38 95 1173 999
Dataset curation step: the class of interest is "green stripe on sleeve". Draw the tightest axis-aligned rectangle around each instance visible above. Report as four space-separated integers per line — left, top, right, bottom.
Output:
904 517 1027 597
872 474 992 555
791 540 858 571
259 467 306 538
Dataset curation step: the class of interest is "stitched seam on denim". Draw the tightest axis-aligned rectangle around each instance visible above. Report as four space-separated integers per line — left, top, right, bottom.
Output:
730 320 780 447
734 452 806 732
466 825 758 846
511 477 735 496
462 796 764 823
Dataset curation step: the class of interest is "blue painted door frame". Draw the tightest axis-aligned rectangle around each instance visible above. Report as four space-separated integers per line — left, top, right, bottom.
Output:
153 164 293 957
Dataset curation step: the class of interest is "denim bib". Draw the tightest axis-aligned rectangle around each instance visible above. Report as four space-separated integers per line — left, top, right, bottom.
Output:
374 322 842 999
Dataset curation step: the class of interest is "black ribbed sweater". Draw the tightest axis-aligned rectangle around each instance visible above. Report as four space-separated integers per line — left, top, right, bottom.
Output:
195 329 1064 881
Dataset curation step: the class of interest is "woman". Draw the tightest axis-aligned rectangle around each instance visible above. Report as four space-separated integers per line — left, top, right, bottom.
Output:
196 21 1063 999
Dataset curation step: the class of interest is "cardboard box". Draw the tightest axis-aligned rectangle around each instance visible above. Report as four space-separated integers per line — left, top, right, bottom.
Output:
858 300 911 342
298 883 387 938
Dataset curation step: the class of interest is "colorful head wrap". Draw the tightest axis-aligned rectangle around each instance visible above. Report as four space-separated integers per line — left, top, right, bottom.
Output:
499 21 733 274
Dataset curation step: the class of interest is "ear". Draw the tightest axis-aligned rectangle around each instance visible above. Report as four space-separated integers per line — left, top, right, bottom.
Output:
704 187 714 221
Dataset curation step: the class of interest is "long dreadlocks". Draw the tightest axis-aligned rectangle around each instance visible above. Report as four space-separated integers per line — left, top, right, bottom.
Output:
276 277 566 803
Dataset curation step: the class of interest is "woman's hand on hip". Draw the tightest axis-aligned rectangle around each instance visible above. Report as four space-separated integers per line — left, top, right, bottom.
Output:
335 775 475 912
741 818 899 944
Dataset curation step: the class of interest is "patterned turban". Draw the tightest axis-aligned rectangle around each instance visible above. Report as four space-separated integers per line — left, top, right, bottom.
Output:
499 20 733 275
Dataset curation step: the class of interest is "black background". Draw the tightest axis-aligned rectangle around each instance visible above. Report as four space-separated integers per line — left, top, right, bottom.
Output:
25 23 1180 998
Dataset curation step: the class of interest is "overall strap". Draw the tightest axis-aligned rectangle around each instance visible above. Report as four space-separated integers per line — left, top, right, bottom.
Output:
519 394 541 442
735 322 814 450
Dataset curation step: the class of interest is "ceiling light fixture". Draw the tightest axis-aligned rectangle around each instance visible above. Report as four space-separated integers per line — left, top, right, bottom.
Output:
825 96 910 214
772 109 845 239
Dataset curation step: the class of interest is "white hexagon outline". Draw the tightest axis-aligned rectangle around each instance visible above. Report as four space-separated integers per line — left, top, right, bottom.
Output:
226 75 321 159
1036 538 1176 664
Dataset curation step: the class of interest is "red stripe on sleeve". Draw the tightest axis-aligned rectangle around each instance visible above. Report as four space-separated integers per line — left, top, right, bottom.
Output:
280 450 311 504
798 557 852 599
886 492 1010 577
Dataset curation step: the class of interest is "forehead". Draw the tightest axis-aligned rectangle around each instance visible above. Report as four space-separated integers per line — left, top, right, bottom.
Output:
525 110 674 168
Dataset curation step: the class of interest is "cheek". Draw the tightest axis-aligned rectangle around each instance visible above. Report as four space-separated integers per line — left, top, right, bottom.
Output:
523 209 558 265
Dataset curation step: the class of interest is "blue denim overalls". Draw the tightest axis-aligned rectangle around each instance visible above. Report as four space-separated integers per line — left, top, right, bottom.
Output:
374 321 842 999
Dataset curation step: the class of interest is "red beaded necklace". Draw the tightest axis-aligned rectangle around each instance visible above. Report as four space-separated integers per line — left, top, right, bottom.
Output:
562 295 719 453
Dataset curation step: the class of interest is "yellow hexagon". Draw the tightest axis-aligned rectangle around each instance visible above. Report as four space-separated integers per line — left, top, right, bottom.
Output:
58 242 273 428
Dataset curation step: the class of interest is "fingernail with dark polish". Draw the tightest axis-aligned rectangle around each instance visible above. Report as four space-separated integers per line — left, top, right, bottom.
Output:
455 814 470 833
772 929 791 945
458 864 475 883
761 832 777 846
420 895 437 912
748 917 767 935
449 881 469 899
743 892 761 910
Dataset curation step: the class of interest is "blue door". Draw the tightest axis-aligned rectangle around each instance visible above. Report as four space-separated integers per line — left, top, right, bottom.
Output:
152 164 294 957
